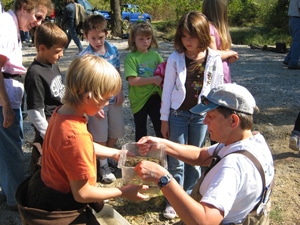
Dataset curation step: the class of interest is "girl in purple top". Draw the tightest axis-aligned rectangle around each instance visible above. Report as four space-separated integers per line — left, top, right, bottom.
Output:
202 0 239 83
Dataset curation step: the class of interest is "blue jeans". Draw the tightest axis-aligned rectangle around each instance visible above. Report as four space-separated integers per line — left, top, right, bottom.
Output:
168 109 207 194
284 17 300 66
0 107 25 206
65 23 83 52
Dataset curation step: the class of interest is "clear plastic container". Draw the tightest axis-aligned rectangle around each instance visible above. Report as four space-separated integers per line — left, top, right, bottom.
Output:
118 142 167 199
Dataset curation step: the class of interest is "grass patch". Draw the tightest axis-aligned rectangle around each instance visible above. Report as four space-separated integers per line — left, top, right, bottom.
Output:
230 26 291 46
152 21 291 47
269 206 283 223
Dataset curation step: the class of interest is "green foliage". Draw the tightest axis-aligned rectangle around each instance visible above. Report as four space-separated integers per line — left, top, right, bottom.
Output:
264 0 289 31
1 0 291 46
230 26 291 46
2 0 13 10
228 0 260 26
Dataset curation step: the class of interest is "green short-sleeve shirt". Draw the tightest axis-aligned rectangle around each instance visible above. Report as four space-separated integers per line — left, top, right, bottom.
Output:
124 50 163 114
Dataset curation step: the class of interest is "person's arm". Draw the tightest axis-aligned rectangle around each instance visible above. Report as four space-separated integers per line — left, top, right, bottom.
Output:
127 75 162 87
124 53 163 87
27 108 48 138
137 136 211 166
135 160 224 224
93 142 121 161
114 67 124 105
210 36 238 62
0 55 15 128
70 179 149 203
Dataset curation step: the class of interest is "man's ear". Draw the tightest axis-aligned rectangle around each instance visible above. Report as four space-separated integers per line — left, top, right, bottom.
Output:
231 113 240 128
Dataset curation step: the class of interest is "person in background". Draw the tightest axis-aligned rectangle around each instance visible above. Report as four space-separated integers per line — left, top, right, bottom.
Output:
80 14 124 184
283 0 300 69
0 0 53 210
61 0 83 53
136 83 274 225
17 55 148 224
202 0 238 83
160 11 224 219
25 22 68 171
124 21 164 142
289 111 300 151
20 30 31 43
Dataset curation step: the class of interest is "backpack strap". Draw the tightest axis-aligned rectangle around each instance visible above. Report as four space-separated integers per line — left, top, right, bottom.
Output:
230 150 265 197
228 150 274 215
190 148 272 211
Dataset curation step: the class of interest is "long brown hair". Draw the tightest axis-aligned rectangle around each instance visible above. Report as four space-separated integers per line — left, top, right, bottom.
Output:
174 11 211 53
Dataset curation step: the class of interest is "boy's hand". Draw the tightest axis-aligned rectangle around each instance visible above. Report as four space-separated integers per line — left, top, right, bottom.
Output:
95 109 105 119
119 184 150 201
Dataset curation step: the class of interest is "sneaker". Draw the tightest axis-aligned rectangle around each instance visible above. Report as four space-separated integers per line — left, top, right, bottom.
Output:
99 164 116 184
163 204 176 219
288 64 300 70
289 130 300 151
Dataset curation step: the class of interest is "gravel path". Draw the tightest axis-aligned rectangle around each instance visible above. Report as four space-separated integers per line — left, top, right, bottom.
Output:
1 39 299 224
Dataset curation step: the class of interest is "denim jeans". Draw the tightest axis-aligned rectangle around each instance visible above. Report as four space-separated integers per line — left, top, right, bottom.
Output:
168 109 207 194
284 17 300 66
0 107 25 206
65 23 83 52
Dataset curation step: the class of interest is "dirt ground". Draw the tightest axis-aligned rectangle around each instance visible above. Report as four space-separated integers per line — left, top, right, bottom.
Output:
0 39 299 225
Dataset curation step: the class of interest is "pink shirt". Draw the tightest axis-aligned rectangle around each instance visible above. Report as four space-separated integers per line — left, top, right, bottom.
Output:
209 23 231 83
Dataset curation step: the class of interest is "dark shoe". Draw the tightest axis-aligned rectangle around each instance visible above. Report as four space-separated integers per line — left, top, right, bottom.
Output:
283 61 288 66
288 64 300 69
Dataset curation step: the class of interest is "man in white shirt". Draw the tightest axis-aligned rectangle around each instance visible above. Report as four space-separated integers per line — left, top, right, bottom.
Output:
135 83 274 224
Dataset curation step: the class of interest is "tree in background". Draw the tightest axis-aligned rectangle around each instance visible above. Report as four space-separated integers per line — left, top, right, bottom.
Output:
110 0 123 37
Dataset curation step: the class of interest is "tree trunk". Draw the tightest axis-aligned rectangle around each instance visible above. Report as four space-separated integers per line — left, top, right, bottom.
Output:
110 0 122 37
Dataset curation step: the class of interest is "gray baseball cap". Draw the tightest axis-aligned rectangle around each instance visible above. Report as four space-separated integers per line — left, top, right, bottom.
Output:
190 83 256 115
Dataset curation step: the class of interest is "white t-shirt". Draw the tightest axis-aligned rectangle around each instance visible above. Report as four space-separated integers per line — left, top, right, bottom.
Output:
0 10 26 108
200 133 274 224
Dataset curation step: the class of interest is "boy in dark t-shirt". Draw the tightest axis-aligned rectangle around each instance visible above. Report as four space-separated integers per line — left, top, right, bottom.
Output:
25 22 68 171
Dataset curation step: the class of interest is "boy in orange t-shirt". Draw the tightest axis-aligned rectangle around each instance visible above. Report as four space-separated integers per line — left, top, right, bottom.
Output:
22 55 148 223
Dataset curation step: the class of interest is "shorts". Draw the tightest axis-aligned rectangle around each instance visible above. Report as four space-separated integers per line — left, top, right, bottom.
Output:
87 104 124 143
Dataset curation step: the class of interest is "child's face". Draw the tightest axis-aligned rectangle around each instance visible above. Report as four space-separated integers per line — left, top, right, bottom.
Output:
134 34 152 53
181 31 200 52
86 29 107 53
85 93 111 116
42 44 64 64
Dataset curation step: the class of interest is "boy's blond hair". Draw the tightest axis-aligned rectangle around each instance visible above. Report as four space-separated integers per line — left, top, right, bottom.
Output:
128 21 159 51
35 22 68 49
63 54 122 106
